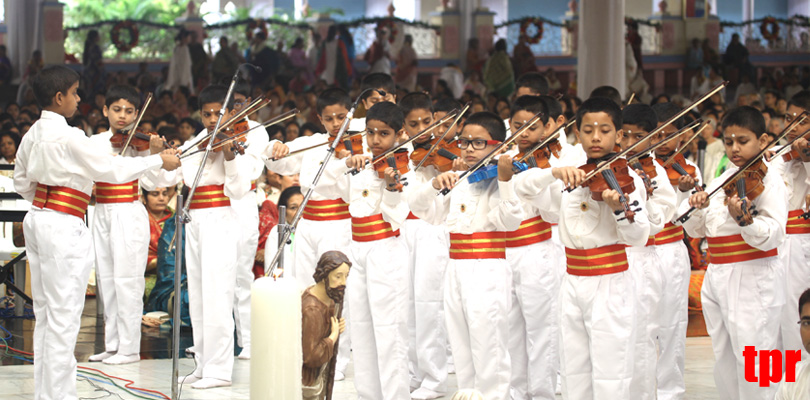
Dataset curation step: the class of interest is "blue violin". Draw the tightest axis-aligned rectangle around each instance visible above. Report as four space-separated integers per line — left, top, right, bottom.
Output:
467 161 529 184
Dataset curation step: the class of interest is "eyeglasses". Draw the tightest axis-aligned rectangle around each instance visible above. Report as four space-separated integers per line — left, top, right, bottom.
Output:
457 138 501 150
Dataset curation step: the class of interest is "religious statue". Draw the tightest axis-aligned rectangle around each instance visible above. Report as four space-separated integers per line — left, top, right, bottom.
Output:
301 251 351 400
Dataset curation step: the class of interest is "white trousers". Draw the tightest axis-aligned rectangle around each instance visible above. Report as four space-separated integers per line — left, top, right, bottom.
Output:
627 246 664 400
185 206 238 381
507 240 562 400
25 208 94 400
654 240 691 400
445 258 512 400
701 258 784 400
401 219 449 394
559 271 636 400
91 201 148 356
349 236 410 400
780 233 810 361
293 217 353 373
232 196 259 353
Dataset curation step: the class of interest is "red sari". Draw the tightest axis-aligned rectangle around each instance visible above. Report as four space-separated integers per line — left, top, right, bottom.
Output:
255 200 279 278
148 211 172 266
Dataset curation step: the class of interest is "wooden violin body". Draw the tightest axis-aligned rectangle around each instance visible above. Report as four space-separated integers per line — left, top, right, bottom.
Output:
410 138 461 172
330 132 364 155
658 153 698 186
722 158 767 201
629 156 657 197
578 158 639 222
110 128 156 152
373 149 410 191
198 119 249 154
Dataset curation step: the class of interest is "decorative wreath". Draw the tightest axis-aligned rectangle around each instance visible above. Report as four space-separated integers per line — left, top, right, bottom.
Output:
760 17 780 42
110 20 139 52
376 19 399 44
520 18 544 44
246 19 268 42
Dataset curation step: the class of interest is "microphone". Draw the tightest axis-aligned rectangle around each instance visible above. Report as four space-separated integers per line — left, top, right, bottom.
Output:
241 63 262 73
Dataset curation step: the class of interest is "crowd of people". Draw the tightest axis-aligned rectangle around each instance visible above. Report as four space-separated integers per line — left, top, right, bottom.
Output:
5 23 810 400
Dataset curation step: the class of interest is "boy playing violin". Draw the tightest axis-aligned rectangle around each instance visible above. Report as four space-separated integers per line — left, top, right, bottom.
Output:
398 92 450 399
88 85 172 365
513 97 650 399
621 103 678 400
409 111 524 400
678 106 787 400
769 90 810 363
650 102 704 400
15 66 180 400
314 101 412 400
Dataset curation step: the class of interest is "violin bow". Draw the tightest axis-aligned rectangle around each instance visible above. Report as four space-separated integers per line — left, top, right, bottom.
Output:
575 82 727 188
413 103 471 171
662 123 709 168
345 109 461 175
118 93 153 156
180 109 298 159
515 118 576 163
771 118 810 159
626 118 704 163
179 97 269 156
278 131 365 159
626 92 636 106
676 111 809 223
439 111 544 196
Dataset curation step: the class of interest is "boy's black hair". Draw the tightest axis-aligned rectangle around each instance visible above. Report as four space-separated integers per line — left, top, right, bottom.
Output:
0 131 21 151
282 100 297 110
19 109 38 120
300 122 320 135
0 113 12 124
157 126 180 142
764 88 782 99
588 85 622 107
316 88 351 114
398 92 433 117
159 90 173 99
721 106 767 137
33 65 80 108
179 117 201 130
361 73 395 99
234 82 251 98
515 72 549 96
788 90 810 111
366 101 404 132
158 113 178 127
538 95 563 120
652 102 685 129
464 111 507 142
622 103 659 133
105 85 141 109
198 85 235 109
762 108 778 119
799 287 810 316
433 98 463 114
510 95 549 124
575 97 622 131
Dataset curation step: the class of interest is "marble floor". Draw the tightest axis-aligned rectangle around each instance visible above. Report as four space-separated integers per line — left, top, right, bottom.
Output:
0 299 721 399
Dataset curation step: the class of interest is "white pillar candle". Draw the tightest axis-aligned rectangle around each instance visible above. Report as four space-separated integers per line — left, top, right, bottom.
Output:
251 276 303 400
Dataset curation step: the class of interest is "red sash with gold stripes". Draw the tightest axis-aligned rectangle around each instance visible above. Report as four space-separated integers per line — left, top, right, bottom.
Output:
787 209 810 235
188 184 231 210
506 216 552 248
565 244 629 276
706 234 778 264
303 198 350 221
449 231 507 260
351 214 399 242
95 180 139 204
32 184 91 219
655 222 685 245
645 236 655 247
406 212 419 220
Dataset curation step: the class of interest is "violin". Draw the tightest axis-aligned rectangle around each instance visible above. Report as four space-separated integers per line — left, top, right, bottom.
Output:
372 148 410 191
781 145 810 162
578 157 640 223
658 153 700 187
629 155 658 197
110 128 159 152
467 160 528 184
515 138 562 170
330 132 364 155
198 119 249 154
721 159 767 226
410 138 461 172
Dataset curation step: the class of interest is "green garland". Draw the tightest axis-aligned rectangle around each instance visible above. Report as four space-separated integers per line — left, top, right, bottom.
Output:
495 16 566 29
624 17 661 29
719 14 810 28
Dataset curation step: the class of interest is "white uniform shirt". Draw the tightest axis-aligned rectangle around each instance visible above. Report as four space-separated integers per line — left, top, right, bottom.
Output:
241 119 272 183
408 175 523 234
14 111 164 201
676 165 787 251
776 360 810 400
769 155 810 211
513 166 651 249
140 128 250 200
264 133 339 202
634 157 677 235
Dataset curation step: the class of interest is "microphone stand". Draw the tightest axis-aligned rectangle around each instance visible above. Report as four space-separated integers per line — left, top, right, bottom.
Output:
265 88 376 277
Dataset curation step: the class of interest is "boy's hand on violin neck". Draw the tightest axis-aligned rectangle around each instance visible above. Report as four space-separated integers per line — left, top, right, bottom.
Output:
224 144 238 161
679 174 696 192
497 154 514 182
552 167 585 189
149 135 164 154
602 189 624 213
726 194 746 220
793 137 810 162
336 149 351 160
383 167 399 188
689 191 710 209
346 154 371 170
159 149 182 171
452 158 467 172
433 172 459 191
